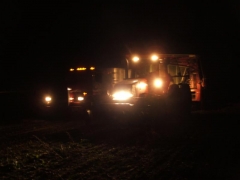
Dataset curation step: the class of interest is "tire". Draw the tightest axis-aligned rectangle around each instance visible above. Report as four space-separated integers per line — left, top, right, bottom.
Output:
166 84 181 115
179 84 192 117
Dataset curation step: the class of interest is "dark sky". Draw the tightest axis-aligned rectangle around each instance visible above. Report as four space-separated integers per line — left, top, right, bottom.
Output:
1 1 240 94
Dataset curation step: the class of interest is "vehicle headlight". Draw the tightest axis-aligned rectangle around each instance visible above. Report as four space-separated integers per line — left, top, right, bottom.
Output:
154 78 163 88
112 91 133 101
78 96 84 101
45 96 52 103
136 82 147 90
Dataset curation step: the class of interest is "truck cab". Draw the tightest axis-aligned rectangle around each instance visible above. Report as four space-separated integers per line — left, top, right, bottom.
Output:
66 66 126 111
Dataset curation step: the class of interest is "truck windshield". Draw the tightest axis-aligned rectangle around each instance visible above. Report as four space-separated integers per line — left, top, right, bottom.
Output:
167 65 190 84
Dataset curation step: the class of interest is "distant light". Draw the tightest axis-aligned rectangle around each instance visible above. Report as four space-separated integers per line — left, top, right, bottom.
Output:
132 56 140 62
151 55 159 61
87 109 91 115
83 92 87 96
77 67 86 71
90 67 95 70
67 87 72 91
45 96 52 102
189 55 196 58
69 97 74 101
70 68 74 71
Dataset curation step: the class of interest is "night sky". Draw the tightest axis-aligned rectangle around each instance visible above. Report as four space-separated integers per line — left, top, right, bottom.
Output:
1 1 240 101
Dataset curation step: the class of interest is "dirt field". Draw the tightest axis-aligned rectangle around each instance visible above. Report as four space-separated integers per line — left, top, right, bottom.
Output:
1 106 240 179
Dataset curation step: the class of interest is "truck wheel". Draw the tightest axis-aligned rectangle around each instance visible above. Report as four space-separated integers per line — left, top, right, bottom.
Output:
179 84 192 118
166 84 181 115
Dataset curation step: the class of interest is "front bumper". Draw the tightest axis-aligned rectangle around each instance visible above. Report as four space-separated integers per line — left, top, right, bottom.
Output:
97 95 167 116
97 97 151 114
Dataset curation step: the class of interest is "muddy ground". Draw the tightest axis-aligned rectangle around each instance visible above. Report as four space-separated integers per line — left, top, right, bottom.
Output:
1 105 240 179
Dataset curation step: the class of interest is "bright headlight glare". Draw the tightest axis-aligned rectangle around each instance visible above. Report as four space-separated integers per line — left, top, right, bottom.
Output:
45 96 52 102
137 82 147 89
151 55 159 61
154 79 163 88
112 91 133 100
132 56 139 62
78 96 84 101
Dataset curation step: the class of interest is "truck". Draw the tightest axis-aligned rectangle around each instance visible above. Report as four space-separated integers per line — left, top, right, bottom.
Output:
101 54 205 120
66 66 125 108
40 54 205 121
40 66 125 118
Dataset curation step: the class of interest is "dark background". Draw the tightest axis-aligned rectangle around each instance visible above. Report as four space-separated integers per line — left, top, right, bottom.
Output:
1 1 240 103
